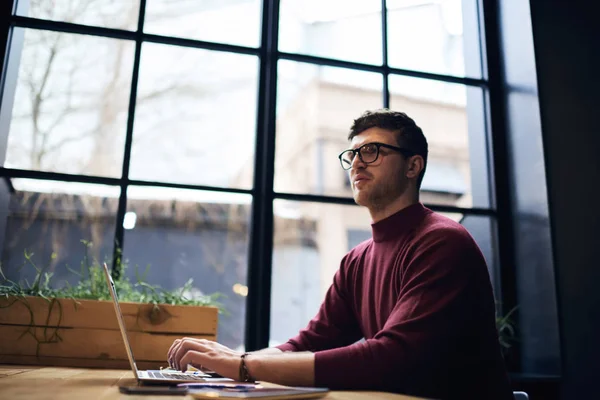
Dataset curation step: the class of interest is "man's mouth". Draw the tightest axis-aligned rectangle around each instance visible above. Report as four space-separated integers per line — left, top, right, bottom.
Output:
353 175 370 185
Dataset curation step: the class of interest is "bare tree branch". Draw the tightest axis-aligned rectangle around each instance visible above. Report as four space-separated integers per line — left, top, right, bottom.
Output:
38 127 97 159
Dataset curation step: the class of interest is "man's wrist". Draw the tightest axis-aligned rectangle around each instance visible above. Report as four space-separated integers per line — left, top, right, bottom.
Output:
239 352 255 382
248 347 284 355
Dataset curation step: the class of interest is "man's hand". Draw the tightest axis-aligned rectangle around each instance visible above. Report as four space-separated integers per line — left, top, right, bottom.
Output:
167 338 242 379
167 339 315 386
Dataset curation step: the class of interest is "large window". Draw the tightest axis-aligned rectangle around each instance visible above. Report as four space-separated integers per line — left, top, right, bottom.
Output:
0 0 504 355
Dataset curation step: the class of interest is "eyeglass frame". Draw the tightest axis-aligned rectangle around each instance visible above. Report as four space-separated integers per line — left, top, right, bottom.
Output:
338 142 416 170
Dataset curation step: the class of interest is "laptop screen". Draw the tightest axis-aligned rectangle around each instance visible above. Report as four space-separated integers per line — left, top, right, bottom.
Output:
103 263 141 380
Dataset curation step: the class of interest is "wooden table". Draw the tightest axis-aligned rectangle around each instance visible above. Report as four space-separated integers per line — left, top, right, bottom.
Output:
0 365 423 400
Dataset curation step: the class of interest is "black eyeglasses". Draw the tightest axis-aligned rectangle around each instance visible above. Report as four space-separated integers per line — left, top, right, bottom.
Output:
338 142 415 170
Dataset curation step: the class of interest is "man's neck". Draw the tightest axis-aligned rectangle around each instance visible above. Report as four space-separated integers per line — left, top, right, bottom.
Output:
368 193 419 223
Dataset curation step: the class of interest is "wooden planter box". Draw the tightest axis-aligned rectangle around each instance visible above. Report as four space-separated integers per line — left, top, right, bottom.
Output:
0 296 218 369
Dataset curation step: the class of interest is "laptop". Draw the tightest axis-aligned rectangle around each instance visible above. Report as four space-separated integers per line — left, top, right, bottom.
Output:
102 262 235 385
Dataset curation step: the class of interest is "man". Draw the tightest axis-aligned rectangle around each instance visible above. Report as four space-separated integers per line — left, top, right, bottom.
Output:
168 109 513 399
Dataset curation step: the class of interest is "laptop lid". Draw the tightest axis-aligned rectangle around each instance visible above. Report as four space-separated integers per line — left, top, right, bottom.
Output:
102 262 141 381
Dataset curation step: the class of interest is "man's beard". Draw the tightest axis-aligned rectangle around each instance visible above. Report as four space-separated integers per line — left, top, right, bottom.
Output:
353 174 407 211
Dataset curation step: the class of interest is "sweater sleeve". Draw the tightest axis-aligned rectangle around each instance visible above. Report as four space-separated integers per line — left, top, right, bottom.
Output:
276 254 364 353
313 229 495 394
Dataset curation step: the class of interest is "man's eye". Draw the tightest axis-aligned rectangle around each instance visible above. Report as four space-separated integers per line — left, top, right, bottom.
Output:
362 145 377 154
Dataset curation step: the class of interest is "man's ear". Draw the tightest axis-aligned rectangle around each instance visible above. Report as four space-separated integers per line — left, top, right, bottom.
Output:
405 155 424 179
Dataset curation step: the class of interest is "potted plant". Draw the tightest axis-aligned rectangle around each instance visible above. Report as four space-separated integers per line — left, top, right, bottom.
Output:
0 241 224 369
496 304 519 374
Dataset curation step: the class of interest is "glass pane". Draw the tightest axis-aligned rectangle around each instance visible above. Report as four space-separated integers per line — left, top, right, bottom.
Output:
270 200 370 346
269 203 498 345
275 60 383 196
279 0 382 64
130 44 259 189
144 0 262 48
390 75 488 208
387 0 482 78
122 186 252 350
4 28 134 177
0 178 119 288
16 0 140 31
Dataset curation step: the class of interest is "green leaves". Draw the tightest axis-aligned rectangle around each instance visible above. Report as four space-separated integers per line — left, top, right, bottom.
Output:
496 305 518 352
0 242 225 312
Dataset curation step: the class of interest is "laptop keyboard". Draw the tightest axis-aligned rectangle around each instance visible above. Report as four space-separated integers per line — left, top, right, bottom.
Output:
150 371 204 380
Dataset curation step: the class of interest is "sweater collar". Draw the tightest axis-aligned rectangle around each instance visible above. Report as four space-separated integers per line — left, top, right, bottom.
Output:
371 202 429 243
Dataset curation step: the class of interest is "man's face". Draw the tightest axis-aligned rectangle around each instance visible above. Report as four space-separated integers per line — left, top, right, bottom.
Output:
348 127 410 210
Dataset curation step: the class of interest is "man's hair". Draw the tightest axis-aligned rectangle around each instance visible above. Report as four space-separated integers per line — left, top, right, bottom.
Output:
348 109 428 189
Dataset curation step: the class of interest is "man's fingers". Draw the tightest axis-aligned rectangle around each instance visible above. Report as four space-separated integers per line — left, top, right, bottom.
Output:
172 339 210 371
167 339 181 357
168 339 185 368
178 350 209 373
167 338 182 363
168 337 208 368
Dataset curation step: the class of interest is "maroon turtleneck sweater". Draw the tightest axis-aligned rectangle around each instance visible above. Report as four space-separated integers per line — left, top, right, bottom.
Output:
276 203 512 400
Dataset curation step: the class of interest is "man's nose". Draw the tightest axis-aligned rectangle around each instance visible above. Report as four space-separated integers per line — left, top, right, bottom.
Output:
351 154 366 169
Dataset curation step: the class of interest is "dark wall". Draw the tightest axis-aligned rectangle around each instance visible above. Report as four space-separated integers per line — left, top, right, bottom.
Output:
528 0 600 397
